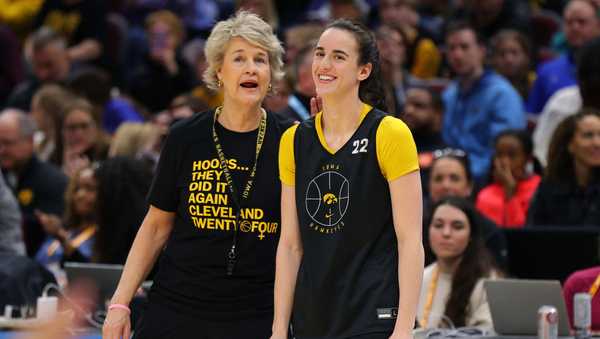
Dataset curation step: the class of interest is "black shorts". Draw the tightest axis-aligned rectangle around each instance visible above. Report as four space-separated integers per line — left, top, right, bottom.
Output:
133 301 272 339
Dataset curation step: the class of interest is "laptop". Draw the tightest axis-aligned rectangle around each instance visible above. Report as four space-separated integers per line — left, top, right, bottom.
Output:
485 279 571 337
64 262 124 309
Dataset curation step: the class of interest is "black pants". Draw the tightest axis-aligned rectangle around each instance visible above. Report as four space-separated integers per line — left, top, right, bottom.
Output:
133 301 272 339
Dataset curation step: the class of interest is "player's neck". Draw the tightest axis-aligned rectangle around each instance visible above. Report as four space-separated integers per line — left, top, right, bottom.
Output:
321 94 363 137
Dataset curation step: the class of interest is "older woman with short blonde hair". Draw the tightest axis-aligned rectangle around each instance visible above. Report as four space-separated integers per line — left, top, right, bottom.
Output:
103 11 292 339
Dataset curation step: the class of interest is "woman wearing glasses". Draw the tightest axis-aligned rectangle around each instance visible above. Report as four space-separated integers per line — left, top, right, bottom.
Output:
103 12 290 339
426 148 507 269
272 19 423 339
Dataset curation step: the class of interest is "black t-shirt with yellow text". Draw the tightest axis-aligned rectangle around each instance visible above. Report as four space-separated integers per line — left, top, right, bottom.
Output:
148 110 291 320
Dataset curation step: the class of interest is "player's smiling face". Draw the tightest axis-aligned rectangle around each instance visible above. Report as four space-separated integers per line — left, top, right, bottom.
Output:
312 28 371 99
217 37 271 107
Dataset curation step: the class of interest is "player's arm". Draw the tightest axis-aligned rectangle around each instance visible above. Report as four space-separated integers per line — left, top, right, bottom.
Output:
271 184 303 339
377 117 423 339
271 125 301 338
389 171 424 339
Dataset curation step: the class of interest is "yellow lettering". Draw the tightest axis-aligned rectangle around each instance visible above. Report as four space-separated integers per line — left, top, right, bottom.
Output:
228 159 237 169
188 192 228 205
240 208 264 220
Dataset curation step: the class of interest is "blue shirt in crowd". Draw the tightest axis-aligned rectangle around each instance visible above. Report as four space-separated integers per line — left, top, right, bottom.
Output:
442 70 526 182
526 53 576 114
103 97 145 134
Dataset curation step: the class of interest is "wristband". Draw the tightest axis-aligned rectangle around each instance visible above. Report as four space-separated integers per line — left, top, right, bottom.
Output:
108 303 131 314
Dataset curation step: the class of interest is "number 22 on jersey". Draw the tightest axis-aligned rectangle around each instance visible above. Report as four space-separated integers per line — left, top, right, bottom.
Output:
352 138 368 154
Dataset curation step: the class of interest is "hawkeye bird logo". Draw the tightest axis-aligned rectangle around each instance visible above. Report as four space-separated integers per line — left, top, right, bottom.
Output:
323 193 338 205
305 170 350 227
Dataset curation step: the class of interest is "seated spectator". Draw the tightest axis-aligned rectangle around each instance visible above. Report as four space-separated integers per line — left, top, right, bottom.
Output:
527 109 600 226
376 24 420 115
168 94 205 121
491 30 535 101
476 130 541 228
184 39 223 109
0 109 68 256
534 37 600 167
51 98 109 176
0 171 25 255
427 149 507 269
35 165 97 280
402 86 446 197
442 21 525 183
307 0 369 23
276 44 316 122
30 84 73 161
418 196 499 331
127 10 195 113
33 0 107 64
167 0 221 39
108 122 161 161
450 0 530 42
283 23 323 64
527 0 600 115
93 157 153 265
378 0 442 79
236 0 279 32
6 27 74 111
563 266 600 331
263 71 292 115
66 67 145 134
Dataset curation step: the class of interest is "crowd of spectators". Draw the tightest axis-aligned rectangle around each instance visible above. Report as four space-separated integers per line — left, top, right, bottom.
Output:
0 0 599 333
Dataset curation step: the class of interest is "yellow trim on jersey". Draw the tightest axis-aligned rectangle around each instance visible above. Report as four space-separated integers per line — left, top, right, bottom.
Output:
376 116 419 181
315 103 373 154
279 124 298 186
278 108 419 185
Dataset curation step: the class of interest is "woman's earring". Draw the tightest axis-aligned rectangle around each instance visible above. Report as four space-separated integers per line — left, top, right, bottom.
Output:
268 83 273 92
217 79 222 87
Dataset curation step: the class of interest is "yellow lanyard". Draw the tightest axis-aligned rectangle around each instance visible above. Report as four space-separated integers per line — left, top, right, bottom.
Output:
212 106 267 276
47 225 97 257
420 265 440 328
588 273 600 297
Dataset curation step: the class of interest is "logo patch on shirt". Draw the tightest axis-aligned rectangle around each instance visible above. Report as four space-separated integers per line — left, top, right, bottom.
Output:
377 308 398 319
18 189 33 206
305 164 349 234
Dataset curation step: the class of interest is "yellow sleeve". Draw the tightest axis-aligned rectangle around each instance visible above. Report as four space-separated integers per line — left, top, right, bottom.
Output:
0 0 43 27
279 124 298 186
410 38 442 79
376 116 419 181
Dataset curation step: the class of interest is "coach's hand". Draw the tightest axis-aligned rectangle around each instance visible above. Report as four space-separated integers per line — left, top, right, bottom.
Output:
310 96 322 116
102 308 131 339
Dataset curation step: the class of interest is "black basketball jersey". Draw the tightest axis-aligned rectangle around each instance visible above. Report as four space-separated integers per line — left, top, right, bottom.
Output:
290 107 403 338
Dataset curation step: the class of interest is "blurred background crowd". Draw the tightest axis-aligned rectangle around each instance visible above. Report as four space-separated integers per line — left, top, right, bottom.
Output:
0 0 599 330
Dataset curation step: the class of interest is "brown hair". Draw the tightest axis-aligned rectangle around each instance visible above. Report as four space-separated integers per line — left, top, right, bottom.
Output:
546 108 600 184
145 10 185 47
63 166 97 229
428 197 498 327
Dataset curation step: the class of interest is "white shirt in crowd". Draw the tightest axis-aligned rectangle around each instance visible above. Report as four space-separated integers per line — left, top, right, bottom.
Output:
533 85 582 167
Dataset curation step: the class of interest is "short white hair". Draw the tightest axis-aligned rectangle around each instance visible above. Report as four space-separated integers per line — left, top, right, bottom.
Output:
203 11 284 91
